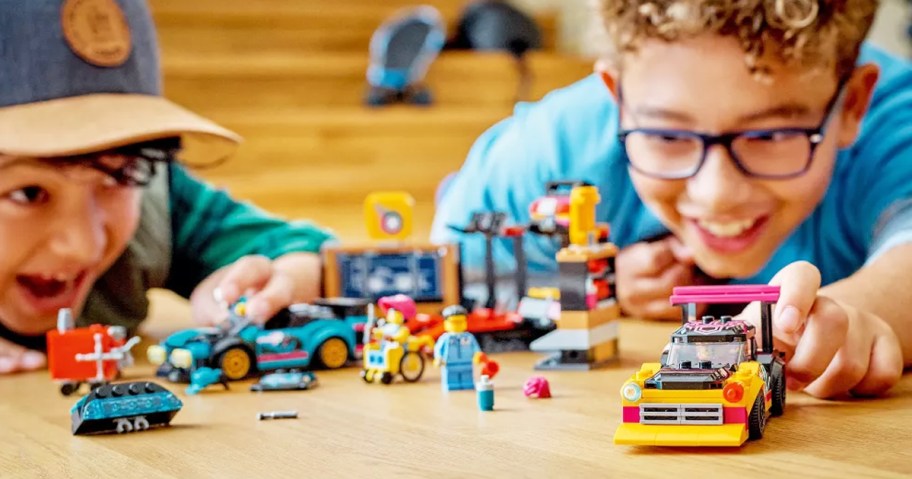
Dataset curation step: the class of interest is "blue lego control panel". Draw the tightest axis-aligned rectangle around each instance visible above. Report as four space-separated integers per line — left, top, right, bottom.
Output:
335 250 444 301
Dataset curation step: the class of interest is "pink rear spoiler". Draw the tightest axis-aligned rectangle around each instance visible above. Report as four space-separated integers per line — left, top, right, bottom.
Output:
670 285 780 306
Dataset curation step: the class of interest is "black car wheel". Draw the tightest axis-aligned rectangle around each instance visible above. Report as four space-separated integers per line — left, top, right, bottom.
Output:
770 372 786 417
748 392 767 440
60 382 79 396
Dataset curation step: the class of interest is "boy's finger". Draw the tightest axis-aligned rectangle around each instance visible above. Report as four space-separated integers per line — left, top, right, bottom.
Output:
665 235 694 265
244 271 296 322
850 332 903 397
0 339 25 373
801 307 871 398
623 263 695 320
214 255 273 305
803 344 871 398
0 342 44 373
638 299 683 321
622 241 675 276
769 261 821 334
785 298 848 387
20 350 46 370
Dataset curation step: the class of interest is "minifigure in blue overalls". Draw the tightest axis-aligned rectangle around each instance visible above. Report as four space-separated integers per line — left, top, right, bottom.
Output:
433 305 483 391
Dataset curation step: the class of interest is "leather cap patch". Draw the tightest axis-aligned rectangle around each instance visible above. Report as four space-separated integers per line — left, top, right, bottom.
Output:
61 0 132 67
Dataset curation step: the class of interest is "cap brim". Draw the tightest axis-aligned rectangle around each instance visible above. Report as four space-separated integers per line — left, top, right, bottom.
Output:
0 93 241 165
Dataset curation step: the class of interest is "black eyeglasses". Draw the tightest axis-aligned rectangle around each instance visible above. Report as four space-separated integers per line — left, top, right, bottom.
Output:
52 137 181 187
616 82 846 180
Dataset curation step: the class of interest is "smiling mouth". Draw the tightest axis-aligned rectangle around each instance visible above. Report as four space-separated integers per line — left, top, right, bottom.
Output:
688 216 770 254
696 217 760 237
16 270 87 299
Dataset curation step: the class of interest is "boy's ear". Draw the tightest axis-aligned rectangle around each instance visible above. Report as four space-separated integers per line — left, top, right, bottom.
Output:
599 71 620 101
836 63 879 148
595 60 620 102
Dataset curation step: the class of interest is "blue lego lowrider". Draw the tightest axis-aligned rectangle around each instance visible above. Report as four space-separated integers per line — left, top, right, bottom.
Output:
148 298 370 382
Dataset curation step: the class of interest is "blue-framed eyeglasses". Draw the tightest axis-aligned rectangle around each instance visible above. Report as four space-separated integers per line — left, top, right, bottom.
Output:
616 81 847 180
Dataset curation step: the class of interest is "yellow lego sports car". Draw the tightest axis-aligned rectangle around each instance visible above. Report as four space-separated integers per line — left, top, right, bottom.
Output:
614 285 786 447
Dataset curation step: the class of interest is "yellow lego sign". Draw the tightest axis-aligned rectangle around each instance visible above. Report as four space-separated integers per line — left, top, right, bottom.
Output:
364 191 414 240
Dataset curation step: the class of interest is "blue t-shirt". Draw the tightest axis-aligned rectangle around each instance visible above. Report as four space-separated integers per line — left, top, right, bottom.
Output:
431 43 912 286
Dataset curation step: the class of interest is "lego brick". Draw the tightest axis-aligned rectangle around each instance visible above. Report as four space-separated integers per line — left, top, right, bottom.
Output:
47 325 119 381
558 261 589 310
557 303 620 330
590 337 618 362
529 321 619 351
533 350 616 370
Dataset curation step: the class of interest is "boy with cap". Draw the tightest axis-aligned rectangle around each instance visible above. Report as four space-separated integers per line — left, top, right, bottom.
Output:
432 0 912 398
0 0 333 373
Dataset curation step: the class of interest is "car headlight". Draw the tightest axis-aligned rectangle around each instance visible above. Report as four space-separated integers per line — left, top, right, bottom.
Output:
621 382 642 402
723 382 745 403
147 345 166 365
169 348 194 369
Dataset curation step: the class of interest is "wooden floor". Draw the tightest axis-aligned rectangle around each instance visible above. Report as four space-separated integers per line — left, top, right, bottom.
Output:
149 0 596 240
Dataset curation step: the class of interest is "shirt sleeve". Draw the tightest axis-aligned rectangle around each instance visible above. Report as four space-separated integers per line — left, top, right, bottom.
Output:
165 163 336 297
843 48 912 264
868 199 912 263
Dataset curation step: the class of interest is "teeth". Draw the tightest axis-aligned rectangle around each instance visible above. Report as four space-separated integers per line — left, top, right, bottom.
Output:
38 273 75 282
697 218 757 238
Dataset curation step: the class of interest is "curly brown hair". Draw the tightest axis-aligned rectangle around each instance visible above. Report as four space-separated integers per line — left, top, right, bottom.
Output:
596 0 879 80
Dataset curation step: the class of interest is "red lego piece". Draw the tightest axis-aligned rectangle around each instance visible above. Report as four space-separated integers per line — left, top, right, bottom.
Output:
47 324 123 382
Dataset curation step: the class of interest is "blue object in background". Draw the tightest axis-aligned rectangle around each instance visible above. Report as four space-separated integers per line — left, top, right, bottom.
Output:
251 370 318 392
186 367 226 395
337 250 443 301
365 6 446 106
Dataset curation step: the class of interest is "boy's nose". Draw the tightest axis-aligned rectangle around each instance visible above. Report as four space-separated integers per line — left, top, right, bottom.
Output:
49 200 106 265
686 145 752 211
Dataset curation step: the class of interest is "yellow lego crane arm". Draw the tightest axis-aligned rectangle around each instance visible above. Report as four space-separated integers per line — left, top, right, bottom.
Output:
568 185 608 246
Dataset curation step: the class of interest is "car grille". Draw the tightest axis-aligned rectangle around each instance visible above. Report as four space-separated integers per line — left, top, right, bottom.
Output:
639 403 723 425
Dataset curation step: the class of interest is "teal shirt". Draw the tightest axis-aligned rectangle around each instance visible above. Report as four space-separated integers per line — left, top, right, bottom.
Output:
165 163 334 297
431 44 912 287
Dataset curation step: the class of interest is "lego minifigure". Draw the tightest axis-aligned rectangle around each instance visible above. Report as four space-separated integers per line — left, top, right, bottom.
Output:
362 294 433 384
373 295 413 345
433 305 484 391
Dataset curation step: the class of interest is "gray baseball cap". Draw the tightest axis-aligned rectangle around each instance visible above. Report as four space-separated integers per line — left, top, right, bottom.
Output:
0 0 240 163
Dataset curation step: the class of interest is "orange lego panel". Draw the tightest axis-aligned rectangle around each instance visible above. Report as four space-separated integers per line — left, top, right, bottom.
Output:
590 337 618 362
557 305 620 330
46 325 119 381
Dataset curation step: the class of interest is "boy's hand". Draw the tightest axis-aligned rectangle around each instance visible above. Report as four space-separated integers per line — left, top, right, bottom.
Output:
616 235 700 320
748 261 903 398
190 252 322 326
0 337 46 374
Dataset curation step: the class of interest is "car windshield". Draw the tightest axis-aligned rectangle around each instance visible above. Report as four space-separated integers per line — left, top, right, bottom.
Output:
665 341 744 369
